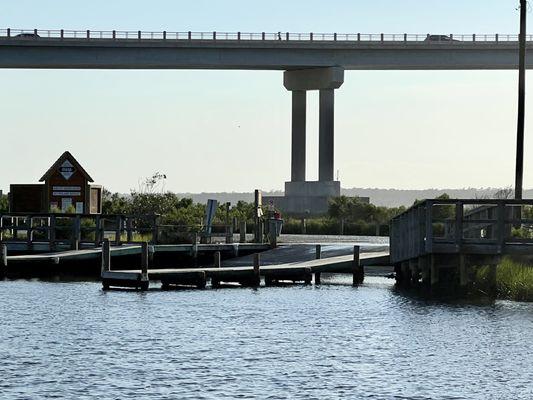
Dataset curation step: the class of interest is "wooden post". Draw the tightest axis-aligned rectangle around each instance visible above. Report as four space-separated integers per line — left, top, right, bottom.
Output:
126 217 133 243
304 267 312 285
94 215 101 247
225 224 233 244
253 253 261 286
72 215 81 250
49 215 56 251
315 244 322 284
26 216 33 247
0 244 7 268
214 251 221 268
101 238 110 273
352 245 363 285
141 242 149 282
239 221 246 243
114 215 121 245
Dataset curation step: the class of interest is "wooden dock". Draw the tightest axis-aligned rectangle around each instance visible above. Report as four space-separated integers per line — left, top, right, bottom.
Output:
390 198 533 289
99 240 390 290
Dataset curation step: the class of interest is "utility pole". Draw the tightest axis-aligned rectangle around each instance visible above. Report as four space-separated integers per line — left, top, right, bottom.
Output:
515 0 527 199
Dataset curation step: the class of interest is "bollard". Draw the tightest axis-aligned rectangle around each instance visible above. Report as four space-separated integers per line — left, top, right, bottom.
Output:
315 244 322 260
315 272 321 284
214 251 221 268
352 245 364 285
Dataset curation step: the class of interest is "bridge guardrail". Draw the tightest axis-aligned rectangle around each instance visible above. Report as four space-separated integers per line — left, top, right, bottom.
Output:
0 29 528 43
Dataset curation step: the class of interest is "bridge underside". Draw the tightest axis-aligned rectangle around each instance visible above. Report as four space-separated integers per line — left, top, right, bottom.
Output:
1 39 533 70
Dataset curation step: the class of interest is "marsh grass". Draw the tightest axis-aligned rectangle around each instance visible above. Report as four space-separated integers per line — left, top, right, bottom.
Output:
475 257 533 301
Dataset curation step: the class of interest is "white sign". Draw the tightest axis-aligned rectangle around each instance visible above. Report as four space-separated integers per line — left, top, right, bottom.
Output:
59 160 75 180
53 186 81 191
53 192 81 197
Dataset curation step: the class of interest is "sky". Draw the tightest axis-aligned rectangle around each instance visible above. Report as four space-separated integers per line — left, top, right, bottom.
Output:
1 0 532 194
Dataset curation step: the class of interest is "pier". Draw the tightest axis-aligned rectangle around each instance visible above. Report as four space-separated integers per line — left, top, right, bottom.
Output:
100 240 389 290
390 199 533 288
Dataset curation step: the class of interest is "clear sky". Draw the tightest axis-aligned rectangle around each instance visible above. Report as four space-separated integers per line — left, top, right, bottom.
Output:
1 0 532 193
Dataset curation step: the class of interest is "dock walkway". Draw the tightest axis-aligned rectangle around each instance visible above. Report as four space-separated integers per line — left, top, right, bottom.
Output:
101 241 390 290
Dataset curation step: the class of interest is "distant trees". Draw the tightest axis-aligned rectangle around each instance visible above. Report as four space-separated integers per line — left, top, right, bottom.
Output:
327 196 406 234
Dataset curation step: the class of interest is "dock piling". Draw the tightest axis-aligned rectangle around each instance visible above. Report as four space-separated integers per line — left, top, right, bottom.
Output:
1 244 7 278
102 238 110 273
352 245 364 285
315 244 322 284
101 239 111 290
214 251 221 268
252 253 261 286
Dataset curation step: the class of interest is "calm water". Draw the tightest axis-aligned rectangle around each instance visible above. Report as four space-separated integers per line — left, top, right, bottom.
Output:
1 276 533 399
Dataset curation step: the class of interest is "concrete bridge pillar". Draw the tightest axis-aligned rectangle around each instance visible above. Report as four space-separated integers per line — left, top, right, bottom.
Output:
291 90 307 182
319 88 335 181
267 67 344 215
284 67 344 183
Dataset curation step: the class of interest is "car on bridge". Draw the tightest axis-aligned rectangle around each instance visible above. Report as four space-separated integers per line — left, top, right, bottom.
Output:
15 33 40 38
424 34 459 42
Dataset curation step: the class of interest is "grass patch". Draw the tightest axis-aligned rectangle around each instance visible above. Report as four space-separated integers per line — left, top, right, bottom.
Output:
475 257 533 302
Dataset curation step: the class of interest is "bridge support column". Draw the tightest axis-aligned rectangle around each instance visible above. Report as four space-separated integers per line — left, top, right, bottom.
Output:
319 88 335 181
291 90 306 182
266 67 344 215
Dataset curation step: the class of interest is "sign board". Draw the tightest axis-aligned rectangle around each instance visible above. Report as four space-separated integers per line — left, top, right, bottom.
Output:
59 160 76 180
53 192 81 197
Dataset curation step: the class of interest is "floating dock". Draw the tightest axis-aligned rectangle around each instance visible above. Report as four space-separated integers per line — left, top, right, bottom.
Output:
100 240 390 291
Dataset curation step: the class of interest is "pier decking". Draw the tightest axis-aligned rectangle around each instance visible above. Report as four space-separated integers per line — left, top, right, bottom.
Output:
100 240 390 290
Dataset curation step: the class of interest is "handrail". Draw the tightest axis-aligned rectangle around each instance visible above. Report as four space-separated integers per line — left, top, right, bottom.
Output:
0 29 531 43
0 213 239 247
390 199 533 263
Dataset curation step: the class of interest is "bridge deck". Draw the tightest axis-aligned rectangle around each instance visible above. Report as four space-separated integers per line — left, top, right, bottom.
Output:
2 30 533 70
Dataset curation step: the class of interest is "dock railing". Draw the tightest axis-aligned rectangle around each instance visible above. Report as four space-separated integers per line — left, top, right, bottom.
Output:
390 199 533 264
0 213 238 250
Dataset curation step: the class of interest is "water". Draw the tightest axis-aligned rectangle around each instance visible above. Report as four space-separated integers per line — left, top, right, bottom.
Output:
1 277 533 399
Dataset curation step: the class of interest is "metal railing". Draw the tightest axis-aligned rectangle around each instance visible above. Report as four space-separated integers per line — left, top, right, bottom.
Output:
390 199 533 263
0 29 530 43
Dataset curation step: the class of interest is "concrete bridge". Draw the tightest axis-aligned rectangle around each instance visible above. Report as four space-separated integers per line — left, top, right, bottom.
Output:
2 29 531 214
